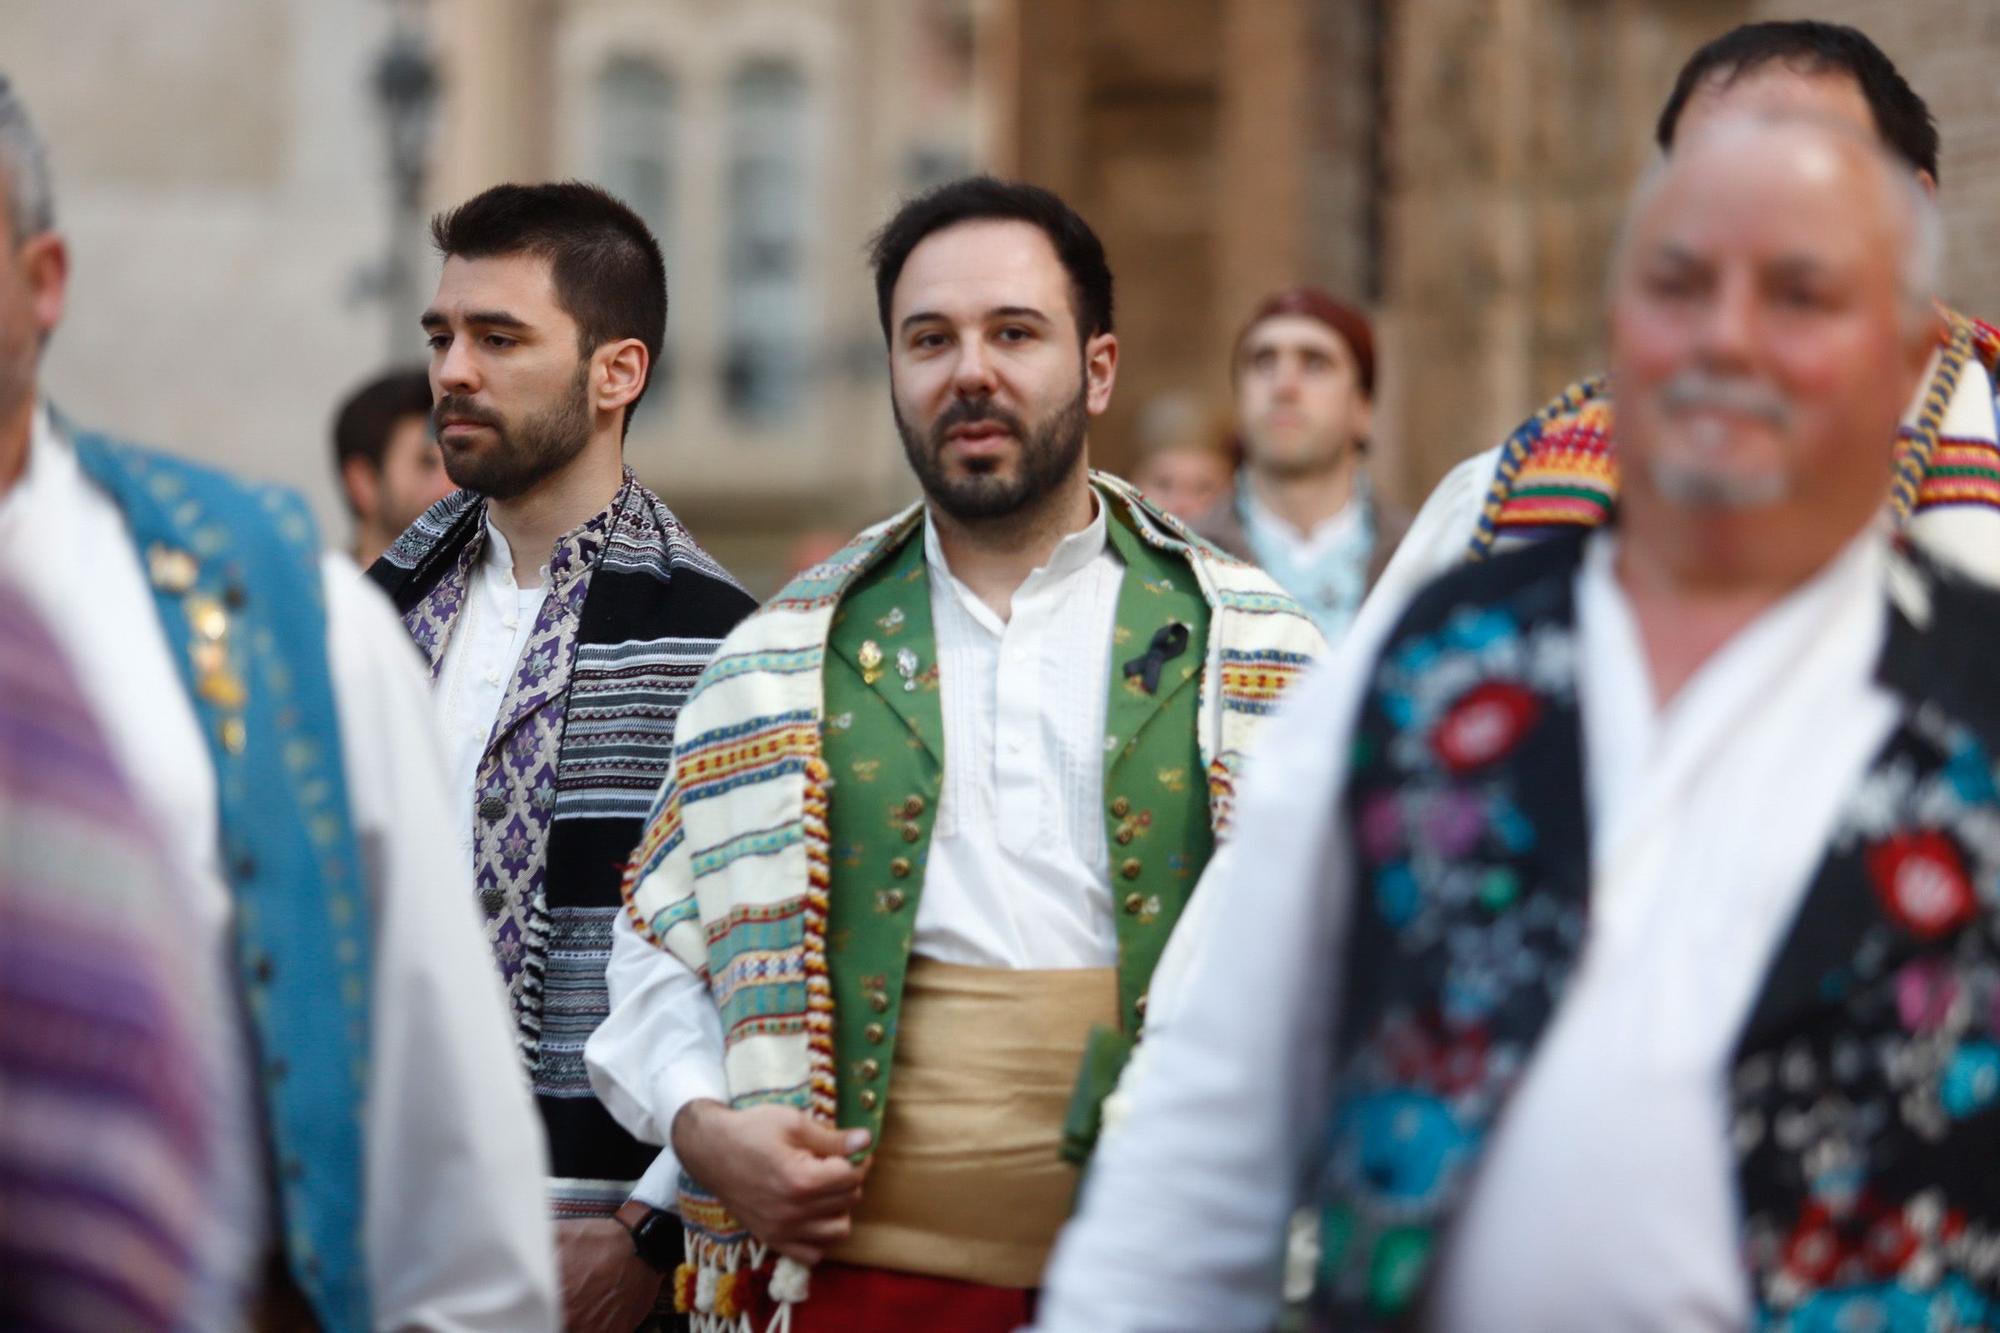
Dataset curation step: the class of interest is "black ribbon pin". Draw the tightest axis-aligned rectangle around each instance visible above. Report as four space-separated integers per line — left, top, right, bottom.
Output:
1123 621 1191 695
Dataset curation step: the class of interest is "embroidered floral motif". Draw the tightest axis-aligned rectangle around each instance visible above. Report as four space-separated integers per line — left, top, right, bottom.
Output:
1431 681 1541 774
1867 831 1976 939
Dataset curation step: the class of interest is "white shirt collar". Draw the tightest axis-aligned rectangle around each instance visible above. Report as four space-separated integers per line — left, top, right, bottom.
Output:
921 487 1112 631
1240 475 1366 565
481 517 550 590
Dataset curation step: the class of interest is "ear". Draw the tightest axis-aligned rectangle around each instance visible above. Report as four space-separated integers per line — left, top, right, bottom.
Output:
1917 169 1939 201
19 232 66 344
1352 392 1374 447
594 337 650 421
1083 331 1119 417
340 454 380 522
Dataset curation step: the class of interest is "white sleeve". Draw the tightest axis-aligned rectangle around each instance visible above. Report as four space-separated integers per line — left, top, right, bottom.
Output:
586 909 731 1210
1033 596 1401 1333
1353 446 1495 646
319 555 560 1333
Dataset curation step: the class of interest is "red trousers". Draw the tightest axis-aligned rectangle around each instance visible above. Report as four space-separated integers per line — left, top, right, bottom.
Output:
747 1262 1036 1332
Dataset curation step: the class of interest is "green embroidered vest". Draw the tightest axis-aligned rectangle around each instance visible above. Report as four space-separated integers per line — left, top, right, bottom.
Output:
818 512 1213 1145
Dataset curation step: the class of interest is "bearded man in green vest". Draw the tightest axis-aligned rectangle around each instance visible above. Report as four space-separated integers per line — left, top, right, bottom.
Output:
587 176 1323 1332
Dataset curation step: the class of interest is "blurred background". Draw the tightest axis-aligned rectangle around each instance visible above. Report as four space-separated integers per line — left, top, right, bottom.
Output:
9 0 2000 591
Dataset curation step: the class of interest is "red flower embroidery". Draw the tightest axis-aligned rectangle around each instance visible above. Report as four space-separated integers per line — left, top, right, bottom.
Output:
1782 1201 1845 1285
1432 682 1542 774
1866 832 1976 939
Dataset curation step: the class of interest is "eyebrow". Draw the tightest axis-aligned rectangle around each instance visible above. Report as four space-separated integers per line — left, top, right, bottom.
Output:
896 304 1054 335
419 308 531 331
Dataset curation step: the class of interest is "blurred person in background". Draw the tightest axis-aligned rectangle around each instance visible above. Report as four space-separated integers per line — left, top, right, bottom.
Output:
591 176 1322 1332
1192 288 1407 642
1039 113 1987 1333
0 74 557 1331
1128 391 1236 523
1366 19 2000 630
332 365 454 568
369 181 758 1332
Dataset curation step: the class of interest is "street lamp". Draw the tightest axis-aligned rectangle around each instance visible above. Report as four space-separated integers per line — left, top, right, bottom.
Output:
372 13 439 357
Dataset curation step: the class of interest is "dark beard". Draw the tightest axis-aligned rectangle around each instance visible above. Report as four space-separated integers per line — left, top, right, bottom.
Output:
434 361 592 501
896 381 1089 523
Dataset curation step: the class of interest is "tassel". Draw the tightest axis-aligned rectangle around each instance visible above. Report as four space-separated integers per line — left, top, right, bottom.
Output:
769 1256 812 1304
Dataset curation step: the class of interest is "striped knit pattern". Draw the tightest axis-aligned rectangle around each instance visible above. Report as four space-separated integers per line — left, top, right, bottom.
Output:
1916 438 2000 510
0 583 223 1332
623 472 1323 1330
372 471 757 1212
1468 310 2000 562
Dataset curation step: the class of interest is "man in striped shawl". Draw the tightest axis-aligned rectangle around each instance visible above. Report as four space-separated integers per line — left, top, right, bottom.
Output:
1366 20 2000 630
370 182 757 1331
588 177 1324 1331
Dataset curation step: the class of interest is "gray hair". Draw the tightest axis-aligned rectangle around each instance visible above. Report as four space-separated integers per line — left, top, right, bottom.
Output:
1611 112 1945 340
0 75 53 242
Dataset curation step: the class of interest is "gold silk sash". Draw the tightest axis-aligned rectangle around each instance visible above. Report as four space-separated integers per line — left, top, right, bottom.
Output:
826 958 1119 1289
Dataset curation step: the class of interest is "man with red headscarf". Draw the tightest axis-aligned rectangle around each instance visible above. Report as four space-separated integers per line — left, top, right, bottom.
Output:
1193 288 1407 642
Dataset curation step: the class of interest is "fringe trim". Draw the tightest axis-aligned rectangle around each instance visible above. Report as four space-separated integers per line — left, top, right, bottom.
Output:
1891 315 1972 525
799 755 839 1121
514 884 552 1073
675 755 838 1331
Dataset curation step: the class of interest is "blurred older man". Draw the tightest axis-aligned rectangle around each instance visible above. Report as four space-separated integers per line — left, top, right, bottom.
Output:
1366 19 2000 633
1037 113 2000 1333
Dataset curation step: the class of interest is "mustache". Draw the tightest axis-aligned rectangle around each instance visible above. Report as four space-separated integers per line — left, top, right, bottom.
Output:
432 395 503 433
929 396 1026 445
1656 371 1793 429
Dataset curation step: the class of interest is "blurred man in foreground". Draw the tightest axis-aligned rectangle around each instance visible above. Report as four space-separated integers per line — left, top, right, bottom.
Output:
1368 19 2000 629
1039 113 2000 1333
333 365 453 567
0 75 556 1330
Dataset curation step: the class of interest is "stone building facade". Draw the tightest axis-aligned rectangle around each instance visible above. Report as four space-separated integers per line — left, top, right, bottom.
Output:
10 1 1996 571
983 0 2000 505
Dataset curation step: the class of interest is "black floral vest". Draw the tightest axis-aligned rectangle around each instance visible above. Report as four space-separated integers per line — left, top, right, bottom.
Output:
1316 532 2000 1332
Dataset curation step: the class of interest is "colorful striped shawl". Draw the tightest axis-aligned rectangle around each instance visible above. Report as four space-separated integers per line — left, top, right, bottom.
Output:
622 472 1323 1327
1468 310 2000 584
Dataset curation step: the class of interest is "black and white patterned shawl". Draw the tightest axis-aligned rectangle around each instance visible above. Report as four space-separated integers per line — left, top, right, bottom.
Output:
370 472 756 1206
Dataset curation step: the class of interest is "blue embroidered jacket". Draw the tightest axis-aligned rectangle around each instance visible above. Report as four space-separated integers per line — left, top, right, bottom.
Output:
72 430 372 1333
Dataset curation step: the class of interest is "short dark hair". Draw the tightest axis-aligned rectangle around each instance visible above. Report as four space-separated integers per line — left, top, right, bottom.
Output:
1656 21 1940 183
429 181 668 426
868 175 1113 343
333 366 433 495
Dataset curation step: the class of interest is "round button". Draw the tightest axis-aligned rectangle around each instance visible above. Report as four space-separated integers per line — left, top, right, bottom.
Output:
479 887 507 913
860 1089 880 1111
479 794 507 821
864 1023 885 1044
902 796 926 818
880 889 907 913
901 823 922 843
1135 993 1149 1016
1123 892 1144 915
890 857 912 879
1120 858 1143 880
869 992 890 1013
1110 797 1131 818
1115 828 1134 846
857 1059 881 1082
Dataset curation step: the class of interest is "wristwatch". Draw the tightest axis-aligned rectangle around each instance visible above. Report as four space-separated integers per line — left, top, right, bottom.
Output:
615 1199 682 1273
